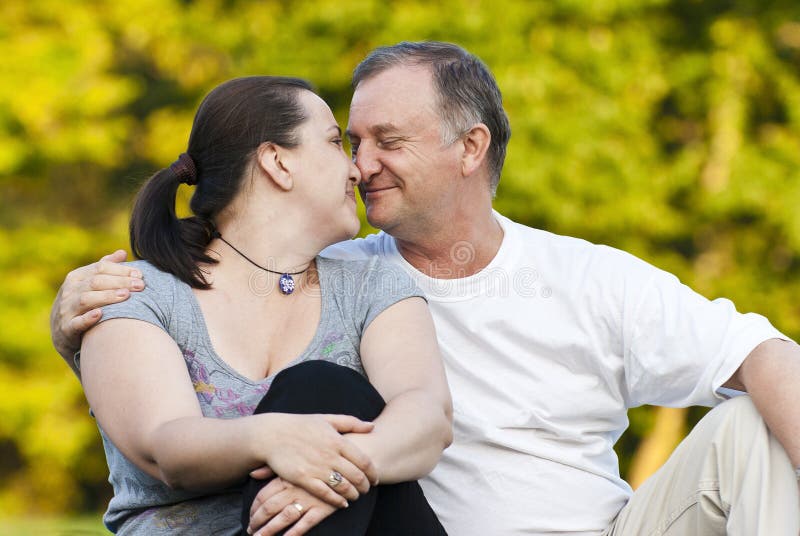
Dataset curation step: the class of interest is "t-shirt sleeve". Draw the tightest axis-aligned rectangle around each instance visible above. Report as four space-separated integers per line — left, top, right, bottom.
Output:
96 261 175 335
620 257 788 408
332 256 427 336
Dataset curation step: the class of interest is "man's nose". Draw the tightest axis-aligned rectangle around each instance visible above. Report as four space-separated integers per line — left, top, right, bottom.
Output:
354 143 382 181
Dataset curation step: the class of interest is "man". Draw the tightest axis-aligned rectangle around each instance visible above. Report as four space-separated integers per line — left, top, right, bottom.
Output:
52 42 799 535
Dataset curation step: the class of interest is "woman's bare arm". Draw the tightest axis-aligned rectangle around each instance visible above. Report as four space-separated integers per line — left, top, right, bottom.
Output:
80 318 376 507
348 296 453 483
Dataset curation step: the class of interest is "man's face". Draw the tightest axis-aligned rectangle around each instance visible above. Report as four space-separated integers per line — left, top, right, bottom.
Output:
346 65 463 238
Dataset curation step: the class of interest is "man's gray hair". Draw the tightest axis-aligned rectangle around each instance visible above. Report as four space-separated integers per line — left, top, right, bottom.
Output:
352 41 511 195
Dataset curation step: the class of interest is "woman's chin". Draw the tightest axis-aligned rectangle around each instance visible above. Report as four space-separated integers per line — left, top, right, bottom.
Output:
323 218 360 246
342 222 360 241
344 213 361 237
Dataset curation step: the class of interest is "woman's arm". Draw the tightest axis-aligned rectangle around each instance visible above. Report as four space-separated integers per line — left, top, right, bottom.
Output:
247 296 453 534
80 318 375 507
348 296 453 483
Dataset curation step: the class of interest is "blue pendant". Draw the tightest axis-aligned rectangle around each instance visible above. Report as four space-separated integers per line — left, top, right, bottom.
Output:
279 273 295 295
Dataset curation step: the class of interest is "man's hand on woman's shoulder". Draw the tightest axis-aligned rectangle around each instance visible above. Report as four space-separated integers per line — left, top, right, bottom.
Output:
50 249 145 371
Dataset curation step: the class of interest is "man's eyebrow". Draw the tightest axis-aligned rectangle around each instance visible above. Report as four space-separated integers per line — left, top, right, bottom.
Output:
372 123 400 136
345 123 400 139
327 125 342 135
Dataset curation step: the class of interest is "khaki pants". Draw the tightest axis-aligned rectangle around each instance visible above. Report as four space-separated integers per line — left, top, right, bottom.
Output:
604 396 799 536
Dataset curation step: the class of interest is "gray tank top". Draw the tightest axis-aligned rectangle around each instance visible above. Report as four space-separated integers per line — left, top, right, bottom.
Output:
90 255 423 534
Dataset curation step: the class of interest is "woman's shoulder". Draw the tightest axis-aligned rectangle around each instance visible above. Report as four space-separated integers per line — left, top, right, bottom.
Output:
98 260 184 328
113 259 183 308
318 255 423 313
318 255 414 286
125 259 182 290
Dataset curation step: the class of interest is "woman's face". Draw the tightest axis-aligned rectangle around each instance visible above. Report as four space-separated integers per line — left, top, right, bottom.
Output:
289 91 362 243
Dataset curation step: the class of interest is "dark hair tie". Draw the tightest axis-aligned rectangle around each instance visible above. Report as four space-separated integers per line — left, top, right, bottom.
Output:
170 152 198 185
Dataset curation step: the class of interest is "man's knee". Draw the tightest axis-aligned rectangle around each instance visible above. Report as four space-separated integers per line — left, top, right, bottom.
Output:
712 394 760 423
699 395 769 450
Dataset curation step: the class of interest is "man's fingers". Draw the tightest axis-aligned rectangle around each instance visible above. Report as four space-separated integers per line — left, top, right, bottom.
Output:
100 249 128 263
322 414 374 434
67 309 103 335
86 274 144 293
93 259 142 279
66 255 138 285
76 289 135 313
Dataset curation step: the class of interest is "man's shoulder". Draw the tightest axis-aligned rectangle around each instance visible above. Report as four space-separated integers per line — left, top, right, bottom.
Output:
498 212 602 257
498 212 658 280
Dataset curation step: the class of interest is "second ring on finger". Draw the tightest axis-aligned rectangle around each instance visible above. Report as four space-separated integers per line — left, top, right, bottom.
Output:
323 471 358 501
326 471 343 489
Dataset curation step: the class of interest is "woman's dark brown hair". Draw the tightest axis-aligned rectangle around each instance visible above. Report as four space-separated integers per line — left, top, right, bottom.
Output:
129 76 312 288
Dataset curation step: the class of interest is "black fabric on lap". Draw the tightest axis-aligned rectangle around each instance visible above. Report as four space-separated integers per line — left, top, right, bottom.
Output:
240 360 446 535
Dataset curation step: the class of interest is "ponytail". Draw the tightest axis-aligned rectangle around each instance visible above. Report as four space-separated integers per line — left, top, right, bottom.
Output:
129 157 217 289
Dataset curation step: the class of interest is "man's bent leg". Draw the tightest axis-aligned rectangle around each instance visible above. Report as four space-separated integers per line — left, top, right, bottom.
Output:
605 396 798 536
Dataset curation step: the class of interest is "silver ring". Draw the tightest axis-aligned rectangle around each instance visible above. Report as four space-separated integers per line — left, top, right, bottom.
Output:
292 502 304 513
327 470 343 488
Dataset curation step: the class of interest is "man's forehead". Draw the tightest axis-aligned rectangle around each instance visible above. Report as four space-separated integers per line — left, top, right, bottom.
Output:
347 71 438 134
351 66 435 106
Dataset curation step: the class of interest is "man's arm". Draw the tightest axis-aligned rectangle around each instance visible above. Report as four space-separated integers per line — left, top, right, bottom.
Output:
724 338 800 467
50 249 144 376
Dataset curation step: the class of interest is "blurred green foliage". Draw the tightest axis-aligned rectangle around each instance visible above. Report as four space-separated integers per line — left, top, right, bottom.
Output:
0 515 106 535
2 0 799 517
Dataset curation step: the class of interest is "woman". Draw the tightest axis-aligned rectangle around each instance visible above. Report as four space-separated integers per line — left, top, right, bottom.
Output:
79 76 452 535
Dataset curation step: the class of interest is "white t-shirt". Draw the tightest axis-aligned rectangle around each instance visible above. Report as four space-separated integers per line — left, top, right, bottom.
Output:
322 211 785 535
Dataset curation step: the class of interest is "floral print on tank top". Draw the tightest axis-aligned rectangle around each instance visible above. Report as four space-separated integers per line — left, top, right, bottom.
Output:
180 331 362 419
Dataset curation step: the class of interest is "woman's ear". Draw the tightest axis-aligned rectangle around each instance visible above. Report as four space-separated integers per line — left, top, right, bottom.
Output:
460 123 491 177
255 142 293 191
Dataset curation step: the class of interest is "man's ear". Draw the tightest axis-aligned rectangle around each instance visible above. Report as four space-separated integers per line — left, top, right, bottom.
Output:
255 142 293 191
460 123 491 177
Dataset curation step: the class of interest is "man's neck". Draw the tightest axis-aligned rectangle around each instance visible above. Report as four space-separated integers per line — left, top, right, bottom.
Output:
394 209 504 279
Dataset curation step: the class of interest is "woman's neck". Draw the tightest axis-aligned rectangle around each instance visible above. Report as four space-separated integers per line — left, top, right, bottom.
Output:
212 198 322 274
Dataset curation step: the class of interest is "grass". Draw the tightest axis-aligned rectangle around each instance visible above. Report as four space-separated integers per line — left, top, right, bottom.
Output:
0 516 107 535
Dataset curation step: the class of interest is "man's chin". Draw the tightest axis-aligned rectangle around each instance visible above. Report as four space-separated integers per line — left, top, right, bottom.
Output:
364 208 391 232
